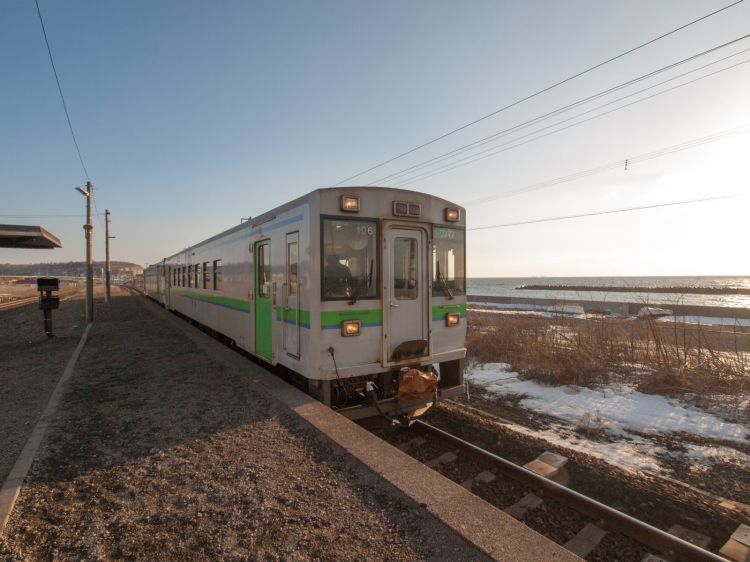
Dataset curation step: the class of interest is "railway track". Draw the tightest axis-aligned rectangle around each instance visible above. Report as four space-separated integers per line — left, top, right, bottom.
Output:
0 288 79 313
370 407 747 561
0 295 39 312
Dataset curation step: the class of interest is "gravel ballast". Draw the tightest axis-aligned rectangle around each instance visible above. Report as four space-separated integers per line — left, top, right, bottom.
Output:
1 289 488 561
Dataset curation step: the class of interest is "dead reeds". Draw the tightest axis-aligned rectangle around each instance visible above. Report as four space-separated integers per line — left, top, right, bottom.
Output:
467 310 750 418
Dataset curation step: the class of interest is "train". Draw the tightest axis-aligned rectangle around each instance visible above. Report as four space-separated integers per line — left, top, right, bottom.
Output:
143 186 466 422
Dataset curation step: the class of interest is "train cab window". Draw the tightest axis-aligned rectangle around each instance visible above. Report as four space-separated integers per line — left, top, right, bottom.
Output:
432 227 466 297
213 259 222 290
203 262 209 289
394 237 418 300
321 218 378 300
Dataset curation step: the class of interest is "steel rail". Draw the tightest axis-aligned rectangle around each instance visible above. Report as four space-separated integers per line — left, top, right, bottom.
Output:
0 296 38 312
414 420 727 562
0 288 79 313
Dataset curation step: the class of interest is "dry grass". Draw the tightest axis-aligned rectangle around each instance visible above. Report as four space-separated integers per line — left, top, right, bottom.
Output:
467 311 750 406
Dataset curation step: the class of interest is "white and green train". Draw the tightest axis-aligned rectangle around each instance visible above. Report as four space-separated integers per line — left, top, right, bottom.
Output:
144 186 466 421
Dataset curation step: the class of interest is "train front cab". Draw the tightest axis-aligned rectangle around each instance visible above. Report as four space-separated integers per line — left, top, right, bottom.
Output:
314 190 467 422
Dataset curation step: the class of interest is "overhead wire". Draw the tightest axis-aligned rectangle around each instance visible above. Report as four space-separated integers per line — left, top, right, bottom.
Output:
0 214 102 219
327 0 744 187
392 52 750 186
34 0 91 182
468 195 735 231
461 125 750 205
376 36 750 186
91 189 104 227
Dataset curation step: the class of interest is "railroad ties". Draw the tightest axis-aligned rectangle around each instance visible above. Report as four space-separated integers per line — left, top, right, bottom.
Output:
719 524 750 562
403 425 730 561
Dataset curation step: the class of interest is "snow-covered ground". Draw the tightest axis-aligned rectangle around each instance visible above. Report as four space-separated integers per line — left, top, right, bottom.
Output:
465 362 750 476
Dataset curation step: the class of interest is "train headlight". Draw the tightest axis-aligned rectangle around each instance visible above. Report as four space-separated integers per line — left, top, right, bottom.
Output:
341 319 361 337
341 195 360 212
445 208 460 222
445 312 460 326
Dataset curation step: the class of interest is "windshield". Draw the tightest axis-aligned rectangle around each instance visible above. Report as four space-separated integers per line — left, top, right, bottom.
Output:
322 218 378 300
432 227 465 297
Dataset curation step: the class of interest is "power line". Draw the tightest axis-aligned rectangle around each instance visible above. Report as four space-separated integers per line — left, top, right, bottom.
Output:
462 125 749 205
393 54 750 186
34 0 91 181
91 188 104 227
468 195 735 231
0 214 103 219
327 0 744 187
375 38 750 186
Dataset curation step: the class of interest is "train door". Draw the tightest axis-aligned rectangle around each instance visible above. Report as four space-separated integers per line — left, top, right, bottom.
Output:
164 262 171 308
255 240 272 360
283 232 300 358
157 264 165 305
384 225 429 360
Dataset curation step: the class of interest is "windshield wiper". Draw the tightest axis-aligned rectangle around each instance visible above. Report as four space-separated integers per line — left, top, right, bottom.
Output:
436 261 454 300
350 259 373 305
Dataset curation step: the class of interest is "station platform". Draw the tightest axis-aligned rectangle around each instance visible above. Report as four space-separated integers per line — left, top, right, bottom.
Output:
1 288 578 561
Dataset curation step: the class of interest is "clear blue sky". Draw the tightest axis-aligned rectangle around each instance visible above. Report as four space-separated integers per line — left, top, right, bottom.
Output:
1 0 748 275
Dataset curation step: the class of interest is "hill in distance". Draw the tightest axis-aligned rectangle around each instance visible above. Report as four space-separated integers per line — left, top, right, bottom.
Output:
0 261 143 277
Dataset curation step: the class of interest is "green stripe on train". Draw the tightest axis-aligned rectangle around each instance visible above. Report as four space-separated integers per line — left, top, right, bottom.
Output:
432 303 467 320
276 307 311 326
171 289 250 312
320 309 382 327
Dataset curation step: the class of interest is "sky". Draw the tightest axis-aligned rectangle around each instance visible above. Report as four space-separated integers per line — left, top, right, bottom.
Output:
1 0 748 276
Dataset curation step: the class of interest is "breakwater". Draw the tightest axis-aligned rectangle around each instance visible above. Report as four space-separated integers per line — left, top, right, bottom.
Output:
517 285 750 296
467 294 750 320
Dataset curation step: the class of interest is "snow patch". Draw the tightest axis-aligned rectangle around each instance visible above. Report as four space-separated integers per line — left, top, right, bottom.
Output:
466 363 750 443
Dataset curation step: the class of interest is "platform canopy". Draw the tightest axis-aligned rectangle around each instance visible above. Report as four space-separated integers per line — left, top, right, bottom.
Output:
0 224 62 249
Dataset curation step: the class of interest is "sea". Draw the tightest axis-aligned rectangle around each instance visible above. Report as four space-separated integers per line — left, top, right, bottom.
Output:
467 276 750 310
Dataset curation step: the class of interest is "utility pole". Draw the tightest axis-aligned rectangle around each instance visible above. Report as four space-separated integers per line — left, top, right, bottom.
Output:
105 209 111 302
76 181 94 322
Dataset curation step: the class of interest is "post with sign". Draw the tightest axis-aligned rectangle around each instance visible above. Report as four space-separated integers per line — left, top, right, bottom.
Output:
37 277 60 338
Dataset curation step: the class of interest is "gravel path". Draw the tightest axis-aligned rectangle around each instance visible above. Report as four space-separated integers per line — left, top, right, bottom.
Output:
0 287 87 484
1 289 486 561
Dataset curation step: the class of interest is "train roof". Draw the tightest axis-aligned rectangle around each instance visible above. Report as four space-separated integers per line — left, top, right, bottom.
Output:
155 186 463 264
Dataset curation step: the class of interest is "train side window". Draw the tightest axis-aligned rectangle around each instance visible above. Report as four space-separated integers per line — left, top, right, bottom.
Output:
213 259 222 290
188 265 193 287
194 263 200 288
203 261 209 289
288 241 298 296
258 244 271 298
182 266 186 287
